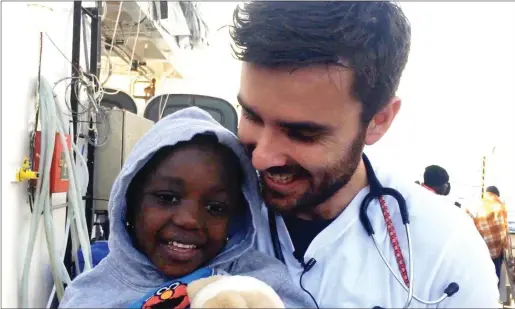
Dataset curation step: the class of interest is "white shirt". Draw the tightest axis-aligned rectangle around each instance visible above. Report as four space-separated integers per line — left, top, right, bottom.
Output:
255 164 499 308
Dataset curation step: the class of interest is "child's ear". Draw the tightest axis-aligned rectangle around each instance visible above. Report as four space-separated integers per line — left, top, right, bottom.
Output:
187 275 224 300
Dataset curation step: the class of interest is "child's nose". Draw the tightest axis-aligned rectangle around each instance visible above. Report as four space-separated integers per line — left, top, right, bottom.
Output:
172 201 203 230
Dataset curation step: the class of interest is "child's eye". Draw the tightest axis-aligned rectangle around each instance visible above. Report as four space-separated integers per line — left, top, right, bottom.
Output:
154 193 181 205
205 202 229 217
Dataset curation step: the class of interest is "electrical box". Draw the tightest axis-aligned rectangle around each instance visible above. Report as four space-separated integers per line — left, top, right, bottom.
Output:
93 109 155 211
32 132 72 193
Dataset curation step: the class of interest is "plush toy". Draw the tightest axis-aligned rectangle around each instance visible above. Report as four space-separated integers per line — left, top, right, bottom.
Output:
187 275 285 308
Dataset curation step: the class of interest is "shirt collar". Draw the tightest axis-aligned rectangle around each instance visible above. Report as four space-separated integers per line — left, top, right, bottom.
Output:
422 184 436 193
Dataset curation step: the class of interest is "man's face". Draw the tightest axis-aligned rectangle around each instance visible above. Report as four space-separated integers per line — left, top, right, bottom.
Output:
237 63 368 215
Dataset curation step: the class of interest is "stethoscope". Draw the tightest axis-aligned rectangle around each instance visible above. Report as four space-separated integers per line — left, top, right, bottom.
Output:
268 153 460 308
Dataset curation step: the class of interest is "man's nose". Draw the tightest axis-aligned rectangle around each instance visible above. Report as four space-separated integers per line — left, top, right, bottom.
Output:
172 202 203 230
250 128 288 171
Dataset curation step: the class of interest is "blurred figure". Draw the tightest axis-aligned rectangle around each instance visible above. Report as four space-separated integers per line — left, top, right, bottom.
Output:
470 186 508 285
415 180 421 185
422 165 451 196
144 78 156 100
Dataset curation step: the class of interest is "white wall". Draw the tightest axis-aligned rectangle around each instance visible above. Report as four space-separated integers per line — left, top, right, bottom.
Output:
2 2 89 307
366 2 515 206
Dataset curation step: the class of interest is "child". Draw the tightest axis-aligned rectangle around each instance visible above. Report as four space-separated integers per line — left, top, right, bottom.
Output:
59 107 314 308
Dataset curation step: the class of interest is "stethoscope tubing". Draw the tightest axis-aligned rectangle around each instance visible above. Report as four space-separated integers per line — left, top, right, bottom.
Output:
267 153 456 308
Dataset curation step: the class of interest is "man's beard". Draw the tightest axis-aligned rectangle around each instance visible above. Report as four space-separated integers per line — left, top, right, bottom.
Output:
260 129 366 216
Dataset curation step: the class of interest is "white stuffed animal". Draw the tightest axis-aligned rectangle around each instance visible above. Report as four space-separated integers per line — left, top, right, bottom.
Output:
187 275 285 308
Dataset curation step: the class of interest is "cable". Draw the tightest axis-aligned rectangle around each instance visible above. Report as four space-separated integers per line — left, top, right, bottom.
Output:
101 2 151 96
127 7 142 77
45 32 112 147
100 1 107 21
179 2 209 48
20 78 93 307
106 2 122 64
158 93 172 120
22 19 108 308
101 2 123 96
20 80 55 308
102 4 142 97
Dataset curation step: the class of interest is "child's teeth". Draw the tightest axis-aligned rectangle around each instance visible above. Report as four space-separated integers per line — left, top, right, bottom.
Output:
168 241 196 249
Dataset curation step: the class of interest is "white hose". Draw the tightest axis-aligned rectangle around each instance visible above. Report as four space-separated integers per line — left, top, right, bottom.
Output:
20 80 56 308
42 79 68 300
54 91 93 271
20 78 93 307
46 207 74 309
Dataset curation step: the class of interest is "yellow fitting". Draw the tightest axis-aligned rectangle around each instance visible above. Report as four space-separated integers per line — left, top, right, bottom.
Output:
15 157 39 182
21 157 31 169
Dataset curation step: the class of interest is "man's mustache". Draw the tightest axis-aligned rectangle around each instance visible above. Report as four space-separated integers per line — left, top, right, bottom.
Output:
244 144 310 177
264 165 309 177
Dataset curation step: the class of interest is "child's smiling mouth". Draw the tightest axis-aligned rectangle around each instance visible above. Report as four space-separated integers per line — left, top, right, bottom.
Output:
160 241 200 262
168 240 197 250
158 236 204 262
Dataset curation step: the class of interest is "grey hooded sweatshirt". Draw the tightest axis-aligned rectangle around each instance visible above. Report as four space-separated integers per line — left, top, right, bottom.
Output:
59 107 314 308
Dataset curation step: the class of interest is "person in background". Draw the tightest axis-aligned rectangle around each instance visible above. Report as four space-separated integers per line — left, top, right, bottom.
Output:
422 165 451 196
470 186 509 285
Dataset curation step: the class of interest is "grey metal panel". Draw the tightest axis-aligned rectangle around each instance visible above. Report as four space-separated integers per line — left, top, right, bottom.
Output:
93 110 154 212
94 110 124 212
122 111 155 161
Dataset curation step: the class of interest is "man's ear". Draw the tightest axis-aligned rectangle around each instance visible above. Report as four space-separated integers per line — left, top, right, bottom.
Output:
364 97 401 146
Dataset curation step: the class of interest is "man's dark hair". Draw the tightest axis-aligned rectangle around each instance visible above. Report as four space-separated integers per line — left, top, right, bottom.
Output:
230 1 411 123
423 165 449 187
486 186 500 197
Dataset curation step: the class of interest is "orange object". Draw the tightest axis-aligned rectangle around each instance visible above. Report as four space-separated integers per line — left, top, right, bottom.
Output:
32 131 72 193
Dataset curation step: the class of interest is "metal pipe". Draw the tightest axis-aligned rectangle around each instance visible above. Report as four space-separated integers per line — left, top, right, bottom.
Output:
64 0 83 285
85 1 101 238
70 1 82 145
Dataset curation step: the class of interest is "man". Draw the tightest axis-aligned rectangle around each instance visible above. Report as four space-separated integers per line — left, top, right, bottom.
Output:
231 1 498 307
471 186 509 285
422 165 451 196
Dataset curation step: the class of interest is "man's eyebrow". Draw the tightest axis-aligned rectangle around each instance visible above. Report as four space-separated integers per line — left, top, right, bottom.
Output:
277 120 331 133
237 94 331 133
236 95 261 118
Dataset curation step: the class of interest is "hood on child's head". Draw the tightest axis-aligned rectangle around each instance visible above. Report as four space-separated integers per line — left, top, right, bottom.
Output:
107 107 264 280
126 133 249 278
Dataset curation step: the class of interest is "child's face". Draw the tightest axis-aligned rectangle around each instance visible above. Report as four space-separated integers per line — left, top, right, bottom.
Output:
133 145 242 278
